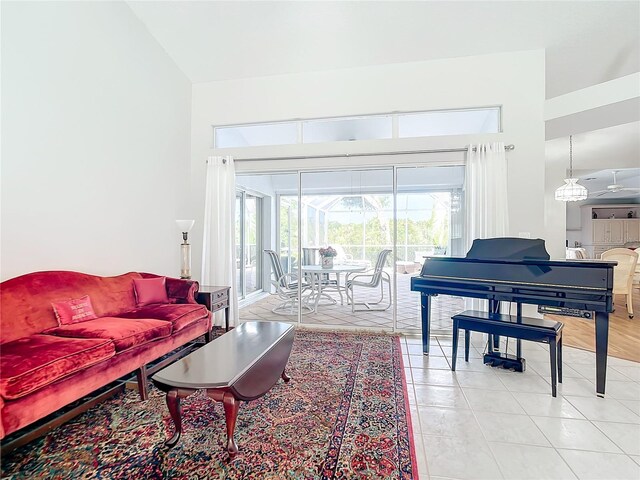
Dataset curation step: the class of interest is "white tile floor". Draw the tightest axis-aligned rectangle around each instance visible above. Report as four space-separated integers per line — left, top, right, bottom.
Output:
402 334 640 480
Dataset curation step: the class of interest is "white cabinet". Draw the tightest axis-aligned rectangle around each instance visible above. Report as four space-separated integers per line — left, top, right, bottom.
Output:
592 219 625 244
580 205 640 258
626 219 640 242
610 219 625 244
592 220 608 244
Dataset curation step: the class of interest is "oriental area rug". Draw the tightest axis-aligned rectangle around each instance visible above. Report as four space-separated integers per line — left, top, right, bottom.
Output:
2 330 418 479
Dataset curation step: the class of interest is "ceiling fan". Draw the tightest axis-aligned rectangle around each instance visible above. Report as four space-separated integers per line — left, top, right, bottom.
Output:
589 170 640 197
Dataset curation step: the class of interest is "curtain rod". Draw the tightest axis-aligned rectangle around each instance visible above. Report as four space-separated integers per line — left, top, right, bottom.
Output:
232 144 515 162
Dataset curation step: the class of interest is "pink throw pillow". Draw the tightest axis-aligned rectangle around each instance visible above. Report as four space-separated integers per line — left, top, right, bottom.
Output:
133 277 169 306
51 295 98 325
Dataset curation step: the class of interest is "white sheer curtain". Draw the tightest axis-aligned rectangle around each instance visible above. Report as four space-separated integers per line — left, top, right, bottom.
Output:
464 143 509 312
464 142 509 248
202 156 238 328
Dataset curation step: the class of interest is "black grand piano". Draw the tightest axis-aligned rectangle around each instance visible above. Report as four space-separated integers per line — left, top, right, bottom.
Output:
410 238 616 396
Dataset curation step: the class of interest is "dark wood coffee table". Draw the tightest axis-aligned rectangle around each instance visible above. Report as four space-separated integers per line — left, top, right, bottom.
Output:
152 321 295 457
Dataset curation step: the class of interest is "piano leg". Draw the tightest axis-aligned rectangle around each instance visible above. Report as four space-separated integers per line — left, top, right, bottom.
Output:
595 312 609 397
464 330 471 362
549 337 558 397
451 319 459 371
490 300 501 350
421 293 431 355
557 335 563 384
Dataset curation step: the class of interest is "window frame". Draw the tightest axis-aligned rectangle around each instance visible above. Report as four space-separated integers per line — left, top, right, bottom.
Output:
213 106 502 149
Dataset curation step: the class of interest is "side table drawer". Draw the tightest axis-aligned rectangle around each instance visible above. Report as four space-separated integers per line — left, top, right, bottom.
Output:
210 299 229 313
213 290 228 302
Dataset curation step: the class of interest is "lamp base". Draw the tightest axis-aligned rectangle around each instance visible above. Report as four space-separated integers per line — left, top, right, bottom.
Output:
180 244 191 280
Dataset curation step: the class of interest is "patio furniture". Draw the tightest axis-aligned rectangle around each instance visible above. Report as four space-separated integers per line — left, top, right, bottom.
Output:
301 247 319 266
333 245 354 264
301 264 368 312
345 249 392 312
302 247 340 303
413 249 435 270
264 250 312 315
601 248 638 318
396 260 417 274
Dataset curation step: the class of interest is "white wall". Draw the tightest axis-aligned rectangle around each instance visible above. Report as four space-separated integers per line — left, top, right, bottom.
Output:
1 2 192 280
190 50 546 279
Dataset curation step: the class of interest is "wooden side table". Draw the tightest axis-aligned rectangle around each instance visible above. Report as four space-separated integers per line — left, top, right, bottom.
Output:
196 286 231 332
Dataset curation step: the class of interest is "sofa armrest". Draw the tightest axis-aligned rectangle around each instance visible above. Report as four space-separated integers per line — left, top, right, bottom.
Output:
0 396 5 440
166 277 199 304
139 273 199 304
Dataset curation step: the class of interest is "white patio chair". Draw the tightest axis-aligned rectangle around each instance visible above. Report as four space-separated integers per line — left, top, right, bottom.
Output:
333 245 354 264
345 249 392 312
264 250 313 316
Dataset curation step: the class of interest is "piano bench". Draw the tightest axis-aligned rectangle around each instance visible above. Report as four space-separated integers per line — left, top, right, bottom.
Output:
451 310 564 397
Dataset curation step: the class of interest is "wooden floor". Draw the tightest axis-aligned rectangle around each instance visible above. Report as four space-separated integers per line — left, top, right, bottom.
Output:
546 287 640 363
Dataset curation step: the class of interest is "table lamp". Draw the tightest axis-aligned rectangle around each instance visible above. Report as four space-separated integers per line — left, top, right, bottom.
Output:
176 220 195 279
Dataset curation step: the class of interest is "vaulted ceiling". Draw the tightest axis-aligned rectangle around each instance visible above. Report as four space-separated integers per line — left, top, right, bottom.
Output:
128 1 639 179
127 1 639 99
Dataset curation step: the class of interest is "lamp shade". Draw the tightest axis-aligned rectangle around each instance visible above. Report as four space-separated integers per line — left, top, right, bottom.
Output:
555 135 588 202
176 219 195 232
555 178 588 202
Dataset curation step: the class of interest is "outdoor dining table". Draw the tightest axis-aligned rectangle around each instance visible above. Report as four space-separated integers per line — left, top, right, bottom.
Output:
300 264 367 313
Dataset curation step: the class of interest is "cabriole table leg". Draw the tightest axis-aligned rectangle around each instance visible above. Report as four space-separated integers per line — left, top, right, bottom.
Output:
165 389 182 448
222 392 239 457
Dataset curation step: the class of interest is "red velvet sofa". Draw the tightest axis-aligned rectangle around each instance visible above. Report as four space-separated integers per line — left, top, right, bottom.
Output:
0 271 212 441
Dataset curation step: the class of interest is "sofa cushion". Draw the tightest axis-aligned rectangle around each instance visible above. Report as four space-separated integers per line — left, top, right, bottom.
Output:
133 277 169 306
0 335 115 400
51 295 98 325
0 271 142 345
117 304 209 333
141 274 199 304
46 317 172 352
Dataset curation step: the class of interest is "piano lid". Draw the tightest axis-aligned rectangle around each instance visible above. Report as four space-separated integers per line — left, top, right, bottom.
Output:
466 238 550 261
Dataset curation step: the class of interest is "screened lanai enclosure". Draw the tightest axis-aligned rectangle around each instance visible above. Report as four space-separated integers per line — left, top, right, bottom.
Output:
279 191 458 270
235 165 465 333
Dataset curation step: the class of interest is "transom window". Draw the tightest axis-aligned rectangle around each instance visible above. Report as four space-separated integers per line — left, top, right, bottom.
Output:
214 107 501 148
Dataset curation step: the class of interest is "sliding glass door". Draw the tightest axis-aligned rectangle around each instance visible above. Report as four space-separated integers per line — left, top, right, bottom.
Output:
279 195 299 275
235 189 262 300
235 163 465 333
396 165 465 334
299 169 394 329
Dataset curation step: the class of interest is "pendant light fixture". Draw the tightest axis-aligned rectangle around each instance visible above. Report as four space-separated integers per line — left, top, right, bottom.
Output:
555 135 588 202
